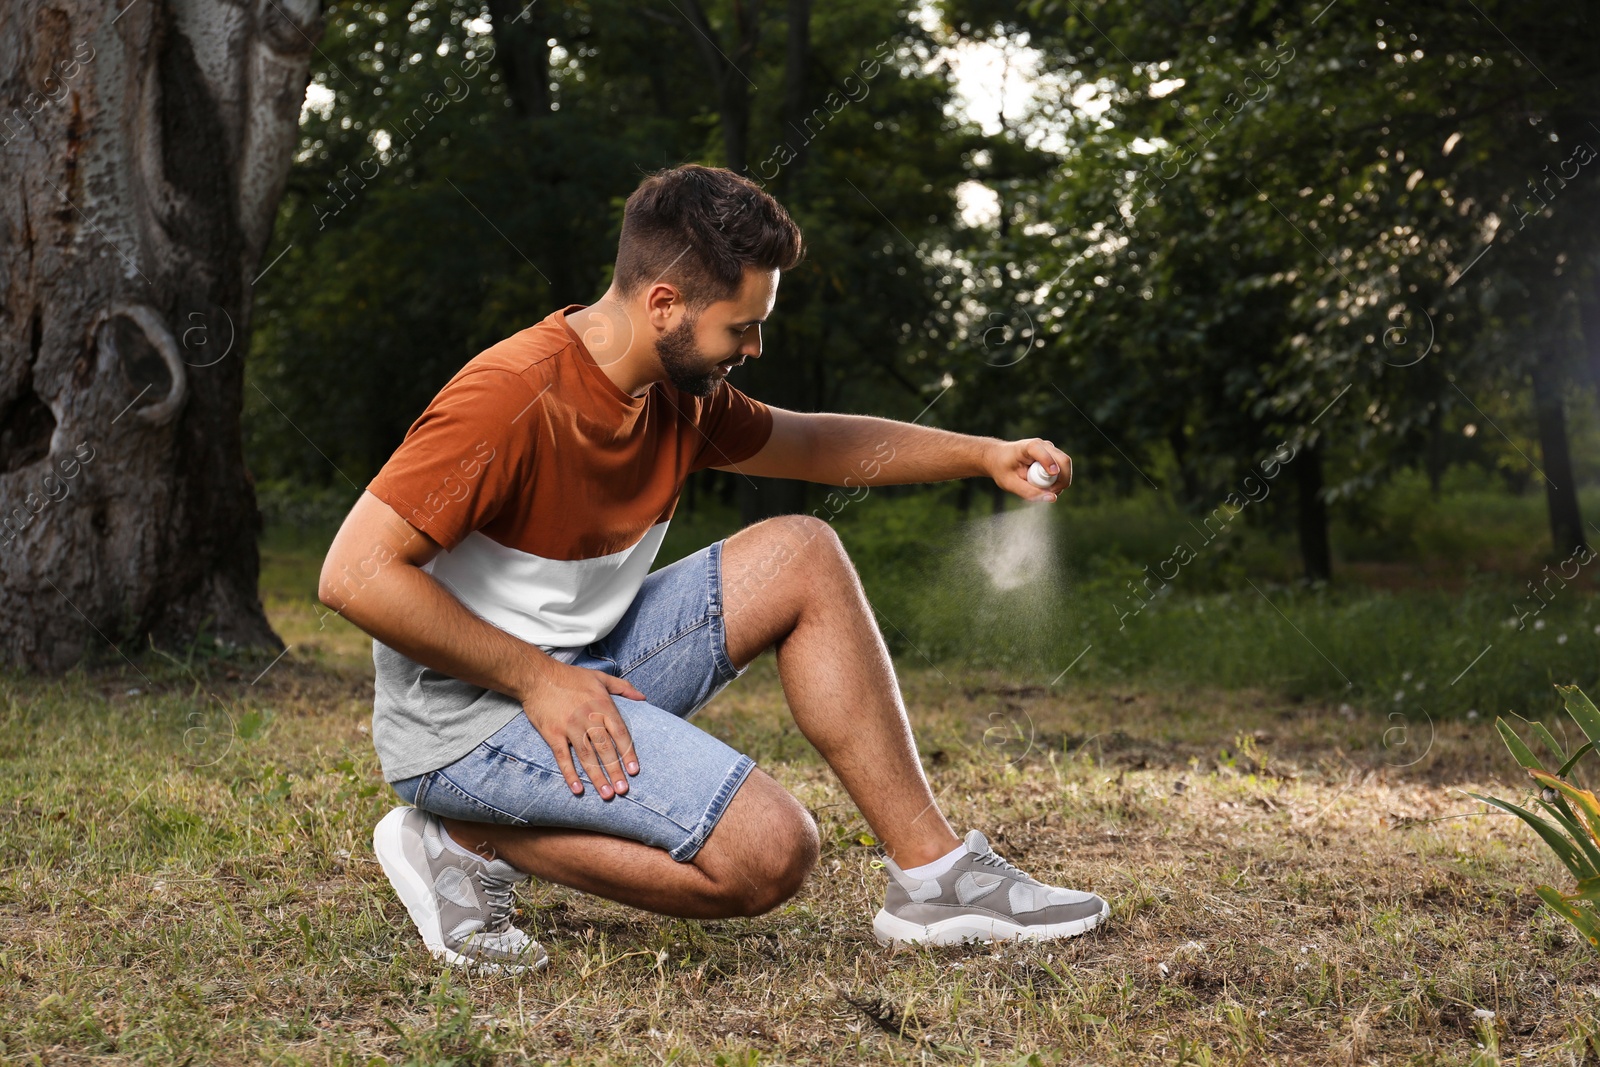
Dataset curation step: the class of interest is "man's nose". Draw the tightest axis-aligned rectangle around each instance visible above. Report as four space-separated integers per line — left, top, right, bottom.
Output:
741 326 763 358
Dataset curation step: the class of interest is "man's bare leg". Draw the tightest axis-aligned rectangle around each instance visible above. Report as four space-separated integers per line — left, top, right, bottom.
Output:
720 515 962 869
435 513 952 913
442 767 818 919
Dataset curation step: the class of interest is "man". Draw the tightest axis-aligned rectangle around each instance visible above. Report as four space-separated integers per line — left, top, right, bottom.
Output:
319 164 1108 974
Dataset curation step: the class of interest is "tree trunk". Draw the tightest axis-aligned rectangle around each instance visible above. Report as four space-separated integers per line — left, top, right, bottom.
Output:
1295 441 1332 582
779 0 811 182
955 477 973 516
675 0 812 524
1578 267 1600 389
742 0 816 523
0 0 320 672
1530 353 1587 557
679 0 760 173
1167 425 1200 507
485 0 550 118
1424 422 1447 495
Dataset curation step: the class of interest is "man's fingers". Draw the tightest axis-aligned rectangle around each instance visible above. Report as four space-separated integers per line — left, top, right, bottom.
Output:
606 713 640 776
587 710 636 785
1047 444 1073 487
594 677 644 772
1023 440 1071 494
586 725 628 794
572 736 615 800
601 673 647 702
1000 465 1057 503
541 729 585 795
1023 438 1069 476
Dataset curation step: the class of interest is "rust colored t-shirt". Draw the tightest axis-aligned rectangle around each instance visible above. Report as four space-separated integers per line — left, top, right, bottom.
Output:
363 304 772 780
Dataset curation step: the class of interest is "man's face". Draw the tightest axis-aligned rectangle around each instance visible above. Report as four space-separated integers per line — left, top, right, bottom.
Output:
654 268 779 398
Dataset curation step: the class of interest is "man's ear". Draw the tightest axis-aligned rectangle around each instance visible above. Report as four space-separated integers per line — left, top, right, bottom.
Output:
643 281 686 330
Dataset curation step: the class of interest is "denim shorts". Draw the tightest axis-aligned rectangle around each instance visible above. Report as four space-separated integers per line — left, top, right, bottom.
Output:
389 539 756 862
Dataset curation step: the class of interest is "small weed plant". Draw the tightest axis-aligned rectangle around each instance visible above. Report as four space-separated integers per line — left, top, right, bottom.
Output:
1473 684 1600 951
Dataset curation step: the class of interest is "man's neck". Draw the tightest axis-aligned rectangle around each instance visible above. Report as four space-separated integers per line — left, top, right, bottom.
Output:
565 298 654 398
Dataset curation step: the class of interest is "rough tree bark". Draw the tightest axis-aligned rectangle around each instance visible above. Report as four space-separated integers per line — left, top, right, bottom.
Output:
0 0 321 672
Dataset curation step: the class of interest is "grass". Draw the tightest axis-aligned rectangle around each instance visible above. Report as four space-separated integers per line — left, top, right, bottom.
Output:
9 483 1600 1062
6 505 1600 1064
810 478 1600 722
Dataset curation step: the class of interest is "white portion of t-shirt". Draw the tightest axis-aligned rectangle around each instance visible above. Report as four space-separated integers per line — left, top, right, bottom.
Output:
423 521 671 651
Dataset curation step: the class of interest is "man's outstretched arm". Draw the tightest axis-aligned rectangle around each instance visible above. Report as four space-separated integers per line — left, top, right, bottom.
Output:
714 407 1073 501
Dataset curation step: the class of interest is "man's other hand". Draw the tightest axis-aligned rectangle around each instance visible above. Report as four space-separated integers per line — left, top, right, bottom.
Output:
987 438 1072 503
519 662 646 799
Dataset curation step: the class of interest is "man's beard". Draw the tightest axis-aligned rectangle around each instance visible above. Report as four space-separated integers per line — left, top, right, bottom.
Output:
655 314 721 398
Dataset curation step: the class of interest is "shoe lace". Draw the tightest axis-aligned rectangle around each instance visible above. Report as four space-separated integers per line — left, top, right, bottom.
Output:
477 870 519 934
973 846 1029 879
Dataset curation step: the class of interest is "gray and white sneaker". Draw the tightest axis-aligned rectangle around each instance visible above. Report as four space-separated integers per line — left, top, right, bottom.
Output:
873 830 1109 946
373 806 548 973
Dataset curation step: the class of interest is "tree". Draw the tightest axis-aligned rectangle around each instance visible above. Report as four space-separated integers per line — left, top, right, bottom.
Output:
251 0 981 533
0 0 322 671
675 0 762 174
948 0 1600 568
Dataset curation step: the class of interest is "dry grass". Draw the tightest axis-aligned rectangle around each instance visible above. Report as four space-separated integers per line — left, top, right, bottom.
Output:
4 590 1600 1065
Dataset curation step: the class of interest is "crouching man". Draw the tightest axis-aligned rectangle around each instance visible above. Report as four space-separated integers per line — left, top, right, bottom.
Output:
319 164 1107 972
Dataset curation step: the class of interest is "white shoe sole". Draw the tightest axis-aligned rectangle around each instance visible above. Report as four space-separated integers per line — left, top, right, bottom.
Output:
871 898 1110 946
372 807 546 974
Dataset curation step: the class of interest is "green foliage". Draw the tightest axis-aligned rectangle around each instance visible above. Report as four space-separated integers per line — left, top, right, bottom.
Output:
818 488 1598 712
243 0 1600 578
1471 685 1600 953
248 0 988 487
255 478 362 538
384 975 500 1066
936 0 1600 560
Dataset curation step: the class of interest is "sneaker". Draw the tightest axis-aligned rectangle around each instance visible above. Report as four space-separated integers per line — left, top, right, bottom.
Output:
372 806 548 973
872 830 1109 946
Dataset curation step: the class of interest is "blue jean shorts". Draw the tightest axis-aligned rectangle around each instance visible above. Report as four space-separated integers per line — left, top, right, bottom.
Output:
389 539 756 862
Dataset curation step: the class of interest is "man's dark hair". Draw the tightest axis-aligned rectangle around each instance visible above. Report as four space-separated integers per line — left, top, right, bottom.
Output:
613 165 804 308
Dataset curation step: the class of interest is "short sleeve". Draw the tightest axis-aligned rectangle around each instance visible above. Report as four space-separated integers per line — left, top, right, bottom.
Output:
688 382 774 473
366 369 535 551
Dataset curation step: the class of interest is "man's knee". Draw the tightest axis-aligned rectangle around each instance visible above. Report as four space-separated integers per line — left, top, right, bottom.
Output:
733 803 819 916
764 513 845 566
728 514 851 599
699 774 820 917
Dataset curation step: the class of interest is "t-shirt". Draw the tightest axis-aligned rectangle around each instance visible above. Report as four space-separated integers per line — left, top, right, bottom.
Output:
363 304 773 782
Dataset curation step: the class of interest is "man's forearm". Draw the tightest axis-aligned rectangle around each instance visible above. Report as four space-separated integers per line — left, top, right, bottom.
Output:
803 413 999 486
326 564 554 702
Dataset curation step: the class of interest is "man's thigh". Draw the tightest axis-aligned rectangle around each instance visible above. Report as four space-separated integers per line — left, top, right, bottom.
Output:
397 695 756 862
585 539 749 718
